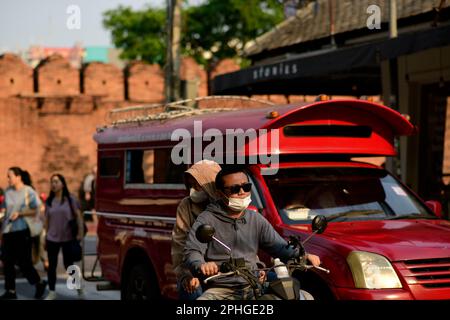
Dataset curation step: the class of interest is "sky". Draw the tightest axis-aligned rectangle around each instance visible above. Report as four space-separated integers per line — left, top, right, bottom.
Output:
0 0 190 52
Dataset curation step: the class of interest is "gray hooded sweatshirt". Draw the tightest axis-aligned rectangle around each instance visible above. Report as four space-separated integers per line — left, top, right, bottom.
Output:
184 200 300 288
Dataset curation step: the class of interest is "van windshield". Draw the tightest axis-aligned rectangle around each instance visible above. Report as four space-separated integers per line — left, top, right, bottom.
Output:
264 167 433 224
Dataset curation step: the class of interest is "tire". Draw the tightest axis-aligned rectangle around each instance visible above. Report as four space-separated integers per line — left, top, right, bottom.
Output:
299 289 314 300
122 264 159 300
294 271 335 301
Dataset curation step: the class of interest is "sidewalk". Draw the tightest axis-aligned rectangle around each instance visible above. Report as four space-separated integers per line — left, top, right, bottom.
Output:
0 234 120 300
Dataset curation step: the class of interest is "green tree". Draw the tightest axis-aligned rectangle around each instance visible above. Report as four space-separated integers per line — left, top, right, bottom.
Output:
103 1 284 67
103 5 167 65
182 0 285 67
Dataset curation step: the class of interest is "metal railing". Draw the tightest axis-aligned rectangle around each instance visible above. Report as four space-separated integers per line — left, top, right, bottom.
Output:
81 210 104 283
106 95 275 126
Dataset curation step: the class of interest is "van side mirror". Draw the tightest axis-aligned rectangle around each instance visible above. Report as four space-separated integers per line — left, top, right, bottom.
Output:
312 215 328 234
425 200 443 219
195 224 215 243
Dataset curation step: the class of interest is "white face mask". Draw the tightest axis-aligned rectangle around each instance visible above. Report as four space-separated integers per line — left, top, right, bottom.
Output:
227 195 252 212
190 188 208 203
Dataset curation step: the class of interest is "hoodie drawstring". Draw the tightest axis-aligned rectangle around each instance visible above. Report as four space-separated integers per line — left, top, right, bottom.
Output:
233 217 246 231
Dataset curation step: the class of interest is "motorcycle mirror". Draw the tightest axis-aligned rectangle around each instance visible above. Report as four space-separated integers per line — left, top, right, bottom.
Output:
196 224 216 243
312 215 328 234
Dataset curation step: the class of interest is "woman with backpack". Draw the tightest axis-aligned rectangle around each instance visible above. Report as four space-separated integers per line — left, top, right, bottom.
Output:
44 173 84 300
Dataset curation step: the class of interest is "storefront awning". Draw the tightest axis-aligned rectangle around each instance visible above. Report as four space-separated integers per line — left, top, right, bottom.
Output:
212 25 450 96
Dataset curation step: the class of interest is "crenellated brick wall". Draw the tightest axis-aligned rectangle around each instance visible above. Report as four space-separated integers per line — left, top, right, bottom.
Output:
125 61 164 103
35 54 79 95
0 97 131 195
82 62 124 101
0 53 238 101
0 53 33 98
2 52 330 197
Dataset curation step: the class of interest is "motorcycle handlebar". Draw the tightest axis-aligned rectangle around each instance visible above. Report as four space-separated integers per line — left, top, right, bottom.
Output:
202 264 330 285
304 265 330 274
204 271 235 284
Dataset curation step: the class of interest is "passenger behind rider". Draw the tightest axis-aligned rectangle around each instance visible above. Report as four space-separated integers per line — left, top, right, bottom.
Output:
184 165 321 300
171 160 221 300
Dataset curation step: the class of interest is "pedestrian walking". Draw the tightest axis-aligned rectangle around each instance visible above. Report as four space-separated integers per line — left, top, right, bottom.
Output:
0 167 47 300
44 174 84 300
79 166 97 224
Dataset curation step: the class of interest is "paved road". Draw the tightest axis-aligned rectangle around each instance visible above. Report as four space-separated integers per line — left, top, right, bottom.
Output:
0 236 120 300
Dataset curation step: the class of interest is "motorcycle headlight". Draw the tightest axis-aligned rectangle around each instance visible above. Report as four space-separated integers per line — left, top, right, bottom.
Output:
347 251 402 289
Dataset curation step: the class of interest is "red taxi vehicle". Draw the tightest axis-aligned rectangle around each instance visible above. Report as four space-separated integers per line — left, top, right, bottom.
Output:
93 97 450 300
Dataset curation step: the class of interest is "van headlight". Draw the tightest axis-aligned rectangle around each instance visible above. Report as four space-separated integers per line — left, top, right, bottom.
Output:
347 251 402 289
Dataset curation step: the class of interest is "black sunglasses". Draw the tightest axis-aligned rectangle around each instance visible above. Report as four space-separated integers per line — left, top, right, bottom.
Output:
223 182 252 194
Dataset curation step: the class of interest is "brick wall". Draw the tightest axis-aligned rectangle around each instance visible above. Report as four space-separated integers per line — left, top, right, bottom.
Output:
210 59 240 79
125 61 164 103
82 62 124 101
0 54 243 198
0 53 229 196
0 97 130 196
35 54 79 95
180 56 208 97
0 53 33 98
0 97 48 193
1 52 225 100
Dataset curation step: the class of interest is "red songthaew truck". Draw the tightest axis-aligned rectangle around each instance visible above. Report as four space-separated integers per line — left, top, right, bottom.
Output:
92 97 450 300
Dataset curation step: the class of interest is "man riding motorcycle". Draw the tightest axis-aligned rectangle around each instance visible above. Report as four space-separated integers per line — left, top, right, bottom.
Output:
184 165 321 300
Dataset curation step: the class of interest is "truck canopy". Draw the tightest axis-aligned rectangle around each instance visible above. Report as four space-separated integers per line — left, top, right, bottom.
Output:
94 99 415 157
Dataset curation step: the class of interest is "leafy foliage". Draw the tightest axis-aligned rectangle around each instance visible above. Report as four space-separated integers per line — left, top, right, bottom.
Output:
103 5 167 65
103 1 285 67
182 0 284 66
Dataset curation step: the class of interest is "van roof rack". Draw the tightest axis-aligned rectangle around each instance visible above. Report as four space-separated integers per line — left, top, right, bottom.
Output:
108 95 275 126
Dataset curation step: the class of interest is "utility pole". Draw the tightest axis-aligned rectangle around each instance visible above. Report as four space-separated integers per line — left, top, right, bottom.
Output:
389 0 398 39
387 0 401 178
388 0 398 113
165 0 181 103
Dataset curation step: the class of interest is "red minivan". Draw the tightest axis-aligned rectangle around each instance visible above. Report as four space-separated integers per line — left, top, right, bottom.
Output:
93 98 450 300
